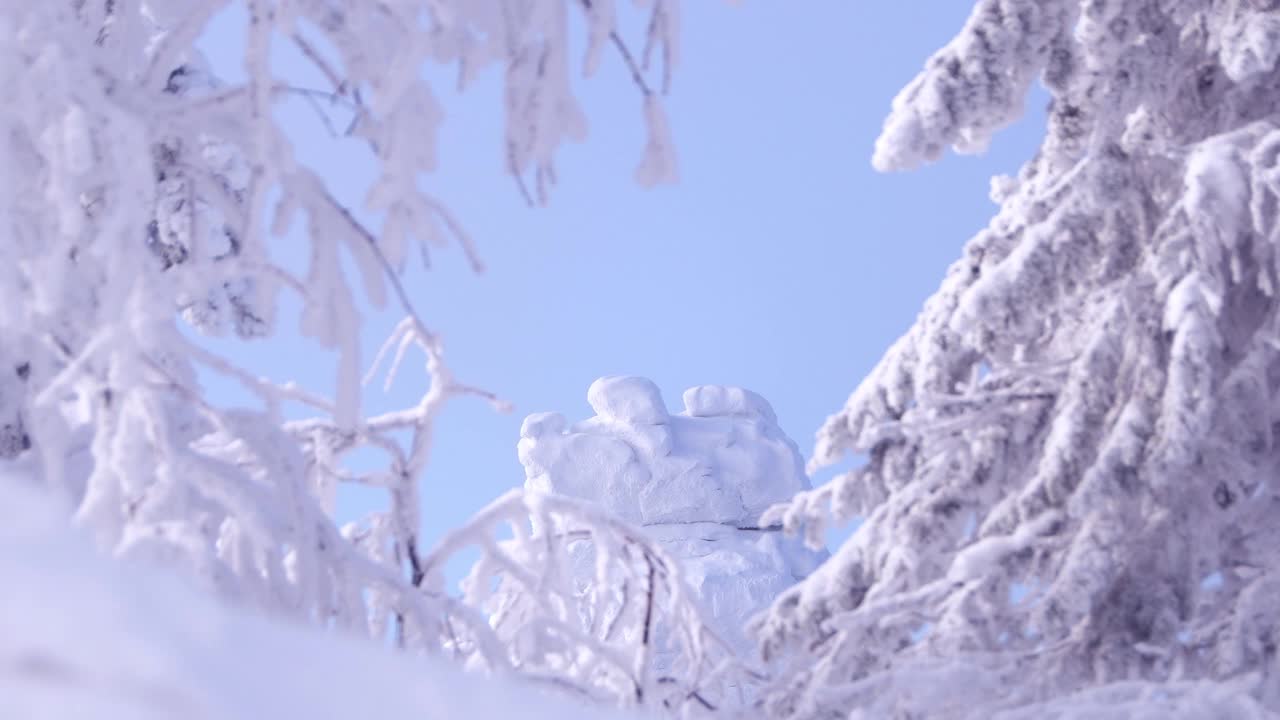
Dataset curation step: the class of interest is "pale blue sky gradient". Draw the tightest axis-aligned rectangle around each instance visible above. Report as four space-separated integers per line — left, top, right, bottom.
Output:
197 3 1047 551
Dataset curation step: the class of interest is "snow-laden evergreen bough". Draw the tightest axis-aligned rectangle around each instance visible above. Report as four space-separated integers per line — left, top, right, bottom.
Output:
0 0 723 712
758 1 1280 717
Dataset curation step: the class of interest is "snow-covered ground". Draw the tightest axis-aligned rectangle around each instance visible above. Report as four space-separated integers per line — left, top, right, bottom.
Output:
0 479 632 720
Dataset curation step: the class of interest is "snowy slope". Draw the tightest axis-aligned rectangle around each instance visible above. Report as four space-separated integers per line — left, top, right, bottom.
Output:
0 479 634 720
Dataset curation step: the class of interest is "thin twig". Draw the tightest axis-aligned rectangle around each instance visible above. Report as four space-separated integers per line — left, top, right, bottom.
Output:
577 0 654 96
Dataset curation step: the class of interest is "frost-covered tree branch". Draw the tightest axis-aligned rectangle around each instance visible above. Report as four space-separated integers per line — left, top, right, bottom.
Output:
0 0 704 712
454 490 759 714
756 2 1280 718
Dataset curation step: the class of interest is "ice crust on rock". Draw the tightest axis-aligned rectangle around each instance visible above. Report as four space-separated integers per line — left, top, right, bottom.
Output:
586 375 671 425
520 376 811 527
682 384 777 424
642 522 826 656
517 377 827 653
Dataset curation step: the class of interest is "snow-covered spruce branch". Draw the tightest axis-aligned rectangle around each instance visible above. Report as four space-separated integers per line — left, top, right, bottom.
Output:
755 2 1280 718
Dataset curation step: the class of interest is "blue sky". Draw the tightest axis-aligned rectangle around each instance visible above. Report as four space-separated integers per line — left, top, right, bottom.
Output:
197 3 1046 552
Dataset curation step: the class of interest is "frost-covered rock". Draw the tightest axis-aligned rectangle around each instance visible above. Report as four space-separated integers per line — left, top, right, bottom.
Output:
642 523 825 657
520 376 811 527
683 383 778 424
586 375 671 425
516 377 826 654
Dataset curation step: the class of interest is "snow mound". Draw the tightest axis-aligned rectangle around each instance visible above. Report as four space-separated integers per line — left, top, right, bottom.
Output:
519 376 809 526
0 480 634 720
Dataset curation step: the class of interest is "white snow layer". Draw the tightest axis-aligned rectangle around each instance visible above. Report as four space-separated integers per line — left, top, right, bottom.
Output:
0 479 634 720
519 377 827 652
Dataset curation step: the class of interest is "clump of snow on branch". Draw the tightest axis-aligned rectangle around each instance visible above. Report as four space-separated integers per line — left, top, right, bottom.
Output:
757 1 1280 718
0 0 692 713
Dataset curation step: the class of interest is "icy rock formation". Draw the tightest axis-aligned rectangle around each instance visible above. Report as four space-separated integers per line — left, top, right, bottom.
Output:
518 377 827 653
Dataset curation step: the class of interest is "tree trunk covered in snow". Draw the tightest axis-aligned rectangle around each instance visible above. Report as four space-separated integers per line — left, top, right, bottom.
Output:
759 2 1280 717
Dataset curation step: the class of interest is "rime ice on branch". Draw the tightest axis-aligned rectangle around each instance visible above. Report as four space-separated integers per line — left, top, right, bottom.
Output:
514 376 826 657
0 1 692 713
757 1 1280 718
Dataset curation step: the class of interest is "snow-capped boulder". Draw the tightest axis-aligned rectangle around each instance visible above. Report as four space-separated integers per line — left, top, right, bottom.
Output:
517 377 827 654
519 376 811 527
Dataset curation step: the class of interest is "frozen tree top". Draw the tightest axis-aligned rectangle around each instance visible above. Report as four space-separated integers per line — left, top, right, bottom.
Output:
518 377 810 527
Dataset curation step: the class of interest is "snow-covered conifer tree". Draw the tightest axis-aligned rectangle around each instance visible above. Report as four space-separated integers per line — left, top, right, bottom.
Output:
758 2 1280 717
